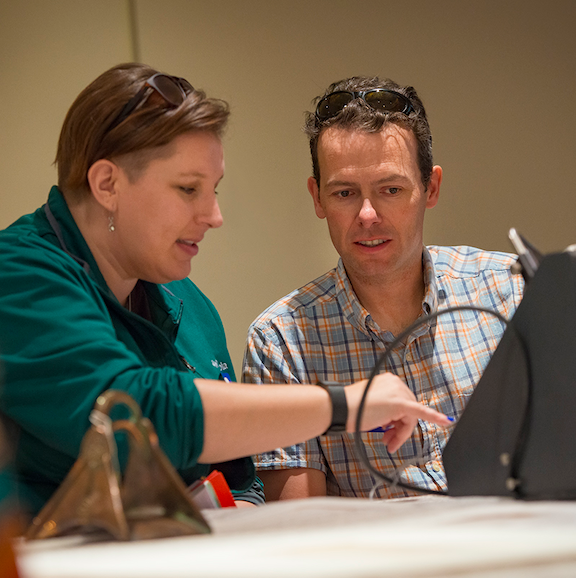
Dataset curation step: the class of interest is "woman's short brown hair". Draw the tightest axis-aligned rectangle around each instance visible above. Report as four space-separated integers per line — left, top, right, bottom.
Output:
56 63 230 197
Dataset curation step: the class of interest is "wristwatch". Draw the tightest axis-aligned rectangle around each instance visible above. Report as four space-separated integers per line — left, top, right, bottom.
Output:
317 381 348 435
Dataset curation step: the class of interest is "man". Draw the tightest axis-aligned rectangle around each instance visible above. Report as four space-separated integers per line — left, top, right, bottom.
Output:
243 76 524 500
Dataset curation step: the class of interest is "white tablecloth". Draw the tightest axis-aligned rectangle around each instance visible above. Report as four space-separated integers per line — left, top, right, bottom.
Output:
16 495 576 578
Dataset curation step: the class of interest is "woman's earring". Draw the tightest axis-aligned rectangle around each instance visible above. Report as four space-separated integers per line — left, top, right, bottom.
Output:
108 215 115 233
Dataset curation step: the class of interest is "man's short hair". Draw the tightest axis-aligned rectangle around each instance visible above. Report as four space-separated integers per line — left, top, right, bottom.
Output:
304 76 433 189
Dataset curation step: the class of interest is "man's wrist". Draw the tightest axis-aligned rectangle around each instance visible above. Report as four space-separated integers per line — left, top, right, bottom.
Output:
316 381 348 435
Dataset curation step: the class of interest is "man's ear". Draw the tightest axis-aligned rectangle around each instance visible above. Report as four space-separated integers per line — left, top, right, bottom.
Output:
425 165 442 209
86 159 121 213
307 176 326 219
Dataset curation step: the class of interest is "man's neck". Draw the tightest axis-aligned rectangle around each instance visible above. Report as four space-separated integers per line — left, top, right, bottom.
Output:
347 263 426 337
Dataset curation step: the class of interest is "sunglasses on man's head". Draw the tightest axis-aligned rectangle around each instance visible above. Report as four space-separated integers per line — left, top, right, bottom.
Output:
315 89 413 122
105 73 194 134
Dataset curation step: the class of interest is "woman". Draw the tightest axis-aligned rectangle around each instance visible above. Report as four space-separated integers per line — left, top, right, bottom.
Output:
0 63 450 514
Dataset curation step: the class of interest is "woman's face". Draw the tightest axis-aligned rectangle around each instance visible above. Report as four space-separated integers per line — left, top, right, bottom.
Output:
112 131 224 284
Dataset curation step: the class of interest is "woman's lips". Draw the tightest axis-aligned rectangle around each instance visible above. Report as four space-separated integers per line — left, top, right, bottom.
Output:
176 239 199 257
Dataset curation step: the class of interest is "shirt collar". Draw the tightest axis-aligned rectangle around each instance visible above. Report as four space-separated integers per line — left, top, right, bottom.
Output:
422 246 439 315
334 258 381 339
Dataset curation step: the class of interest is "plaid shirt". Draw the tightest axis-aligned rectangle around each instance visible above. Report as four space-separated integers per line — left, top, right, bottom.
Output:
242 246 524 498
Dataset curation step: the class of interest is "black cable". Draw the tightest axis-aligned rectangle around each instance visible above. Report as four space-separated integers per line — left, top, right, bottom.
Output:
354 305 509 496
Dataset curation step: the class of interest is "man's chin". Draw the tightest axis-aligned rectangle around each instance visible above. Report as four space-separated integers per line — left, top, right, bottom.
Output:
342 258 391 282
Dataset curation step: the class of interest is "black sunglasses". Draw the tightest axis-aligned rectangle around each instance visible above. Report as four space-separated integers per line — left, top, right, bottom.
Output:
105 73 194 134
315 89 413 122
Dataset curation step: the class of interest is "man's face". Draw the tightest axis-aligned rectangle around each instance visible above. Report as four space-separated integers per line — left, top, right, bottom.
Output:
308 125 441 289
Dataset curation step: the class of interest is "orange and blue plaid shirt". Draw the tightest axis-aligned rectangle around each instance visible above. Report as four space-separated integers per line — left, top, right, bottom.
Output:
243 246 524 498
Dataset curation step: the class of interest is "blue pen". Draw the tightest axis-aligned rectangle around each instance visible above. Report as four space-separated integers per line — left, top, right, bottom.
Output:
369 424 395 433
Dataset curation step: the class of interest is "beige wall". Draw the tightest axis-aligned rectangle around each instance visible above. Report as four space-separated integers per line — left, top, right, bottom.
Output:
1 0 575 370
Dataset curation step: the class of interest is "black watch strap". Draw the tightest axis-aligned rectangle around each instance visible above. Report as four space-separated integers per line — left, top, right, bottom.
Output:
317 381 348 435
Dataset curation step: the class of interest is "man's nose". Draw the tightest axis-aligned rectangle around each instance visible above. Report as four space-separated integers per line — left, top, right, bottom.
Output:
358 198 379 226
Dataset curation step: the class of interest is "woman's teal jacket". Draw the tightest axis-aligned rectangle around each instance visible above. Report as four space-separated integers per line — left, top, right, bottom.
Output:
0 187 258 512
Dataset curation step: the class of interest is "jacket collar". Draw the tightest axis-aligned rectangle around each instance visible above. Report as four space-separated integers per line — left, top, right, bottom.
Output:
43 186 183 323
44 186 111 295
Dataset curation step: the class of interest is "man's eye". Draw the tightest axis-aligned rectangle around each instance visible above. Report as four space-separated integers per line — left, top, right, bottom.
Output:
388 187 401 195
180 187 196 195
337 190 352 198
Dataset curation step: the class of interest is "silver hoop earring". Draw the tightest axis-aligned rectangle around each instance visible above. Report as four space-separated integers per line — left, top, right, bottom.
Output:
108 215 115 233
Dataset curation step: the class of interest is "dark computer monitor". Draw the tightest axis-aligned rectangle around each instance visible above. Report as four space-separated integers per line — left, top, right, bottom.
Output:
443 241 576 500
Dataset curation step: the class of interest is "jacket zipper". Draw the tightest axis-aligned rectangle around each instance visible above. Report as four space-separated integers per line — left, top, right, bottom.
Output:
180 356 196 373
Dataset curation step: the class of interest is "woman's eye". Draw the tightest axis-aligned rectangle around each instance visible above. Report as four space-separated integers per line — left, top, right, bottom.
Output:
180 186 196 195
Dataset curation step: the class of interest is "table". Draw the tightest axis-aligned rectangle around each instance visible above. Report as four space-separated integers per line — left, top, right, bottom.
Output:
16 495 576 577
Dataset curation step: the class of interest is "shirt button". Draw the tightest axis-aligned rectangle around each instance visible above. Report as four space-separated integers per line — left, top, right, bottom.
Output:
432 463 442 472
405 351 413 361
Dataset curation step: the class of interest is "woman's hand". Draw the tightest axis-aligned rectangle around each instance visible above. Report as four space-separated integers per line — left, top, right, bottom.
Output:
344 373 453 453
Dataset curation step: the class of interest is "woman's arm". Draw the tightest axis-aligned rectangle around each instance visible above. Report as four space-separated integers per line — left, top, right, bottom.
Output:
195 375 450 463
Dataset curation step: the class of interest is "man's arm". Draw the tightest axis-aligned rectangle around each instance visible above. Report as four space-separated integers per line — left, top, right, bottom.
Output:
258 468 326 501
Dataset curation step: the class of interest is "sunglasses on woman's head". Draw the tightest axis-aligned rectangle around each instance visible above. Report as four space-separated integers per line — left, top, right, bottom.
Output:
105 73 194 134
315 89 413 122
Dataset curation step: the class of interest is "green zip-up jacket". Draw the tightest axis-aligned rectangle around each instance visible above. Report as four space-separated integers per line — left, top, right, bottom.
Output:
0 187 259 512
